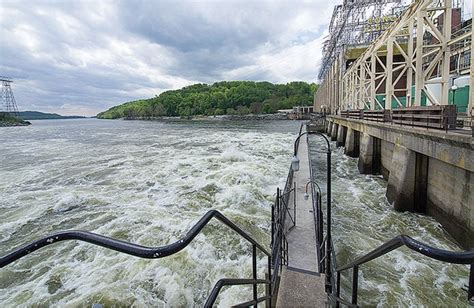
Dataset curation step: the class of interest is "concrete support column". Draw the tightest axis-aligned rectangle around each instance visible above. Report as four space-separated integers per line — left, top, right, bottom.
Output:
386 144 416 212
426 159 474 249
358 133 374 173
330 123 338 141
327 121 332 134
344 128 360 157
336 125 346 147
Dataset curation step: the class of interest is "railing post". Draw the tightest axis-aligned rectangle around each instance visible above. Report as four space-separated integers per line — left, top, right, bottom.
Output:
336 271 341 308
271 195 275 249
293 181 296 227
252 244 257 307
469 263 474 304
352 265 359 306
318 191 324 272
325 147 332 293
267 255 272 307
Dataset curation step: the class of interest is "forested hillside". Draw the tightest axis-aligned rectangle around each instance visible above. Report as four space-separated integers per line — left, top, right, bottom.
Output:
97 81 317 119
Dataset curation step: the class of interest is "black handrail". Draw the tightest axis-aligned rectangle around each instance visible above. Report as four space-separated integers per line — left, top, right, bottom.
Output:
332 235 474 306
270 163 293 297
0 209 271 306
337 235 474 271
1 209 269 267
204 278 270 307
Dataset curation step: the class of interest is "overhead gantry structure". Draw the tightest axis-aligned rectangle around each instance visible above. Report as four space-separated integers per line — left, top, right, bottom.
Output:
314 0 472 115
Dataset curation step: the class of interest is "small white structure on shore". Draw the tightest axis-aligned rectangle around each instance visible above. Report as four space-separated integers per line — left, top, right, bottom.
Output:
278 106 314 119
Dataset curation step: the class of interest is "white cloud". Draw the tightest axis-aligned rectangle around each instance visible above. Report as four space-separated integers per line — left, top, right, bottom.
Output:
0 0 341 116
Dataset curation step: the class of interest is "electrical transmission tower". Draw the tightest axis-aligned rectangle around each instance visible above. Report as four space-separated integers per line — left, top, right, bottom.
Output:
0 77 20 117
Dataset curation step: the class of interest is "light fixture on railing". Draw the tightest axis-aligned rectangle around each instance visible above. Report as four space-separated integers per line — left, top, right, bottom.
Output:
303 180 321 201
291 155 300 171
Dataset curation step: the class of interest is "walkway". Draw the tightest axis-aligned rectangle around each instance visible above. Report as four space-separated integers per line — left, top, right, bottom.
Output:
286 131 318 272
276 126 327 306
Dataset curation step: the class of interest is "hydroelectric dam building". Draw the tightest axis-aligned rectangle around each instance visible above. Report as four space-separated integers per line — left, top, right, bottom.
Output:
314 0 473 250
1 0 473 306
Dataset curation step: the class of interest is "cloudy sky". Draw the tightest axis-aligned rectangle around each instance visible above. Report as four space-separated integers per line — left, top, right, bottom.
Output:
1 0 339 116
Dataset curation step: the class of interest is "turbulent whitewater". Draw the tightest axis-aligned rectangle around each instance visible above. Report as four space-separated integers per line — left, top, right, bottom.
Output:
0 119 469 307
0 119 300 306
309 140 470 307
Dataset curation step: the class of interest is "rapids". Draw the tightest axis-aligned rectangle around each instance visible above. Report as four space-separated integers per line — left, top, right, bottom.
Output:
309 137 469 307
0 119 301 306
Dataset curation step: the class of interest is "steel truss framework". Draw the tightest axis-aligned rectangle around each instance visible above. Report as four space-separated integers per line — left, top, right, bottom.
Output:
315 0 473 115
319 0 406 80
0 77 19 115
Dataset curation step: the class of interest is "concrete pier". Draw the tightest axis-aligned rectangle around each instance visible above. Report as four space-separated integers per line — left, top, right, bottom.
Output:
330 123 338 141
336 125 346 147
358 133 376 174
344 128 360 157
327 116 474 249
327 121 333 134
386 144 417 211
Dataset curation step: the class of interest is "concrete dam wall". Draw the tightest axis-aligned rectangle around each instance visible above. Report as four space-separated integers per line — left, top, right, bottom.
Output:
326 116 473 249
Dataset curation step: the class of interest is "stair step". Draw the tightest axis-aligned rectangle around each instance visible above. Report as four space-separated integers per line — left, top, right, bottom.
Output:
276 266 327 307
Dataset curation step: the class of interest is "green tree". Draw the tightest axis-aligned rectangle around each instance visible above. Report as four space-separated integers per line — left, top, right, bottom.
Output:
97 80 319 119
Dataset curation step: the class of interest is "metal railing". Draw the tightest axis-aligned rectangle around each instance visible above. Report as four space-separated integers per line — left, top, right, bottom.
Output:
302 123 333 291
316 120 474 306
0 210 272 307
328 235 474 306
270 166 292 296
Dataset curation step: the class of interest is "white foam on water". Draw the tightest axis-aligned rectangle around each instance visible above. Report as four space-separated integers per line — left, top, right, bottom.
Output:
0 119 299 306
309 138 470 307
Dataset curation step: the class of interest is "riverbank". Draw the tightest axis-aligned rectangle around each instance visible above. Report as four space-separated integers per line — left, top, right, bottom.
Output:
0 112 31 127
110 113 294 121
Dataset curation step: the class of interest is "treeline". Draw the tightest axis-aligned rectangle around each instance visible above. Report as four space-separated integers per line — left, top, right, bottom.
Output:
97 81 318 119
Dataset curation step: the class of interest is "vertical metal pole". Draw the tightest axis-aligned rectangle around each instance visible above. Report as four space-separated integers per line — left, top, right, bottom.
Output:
319 191 323 270
252 244 257 307
271 196 275 249
277 187 280 226
352 265 359 305
325 148 332 292
336 271 341 308
293 181 297 227
468 263 474 304
268 255 272 299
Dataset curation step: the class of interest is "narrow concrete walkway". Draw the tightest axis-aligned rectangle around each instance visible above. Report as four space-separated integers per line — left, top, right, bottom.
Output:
276 128 327 306
286 130 318 272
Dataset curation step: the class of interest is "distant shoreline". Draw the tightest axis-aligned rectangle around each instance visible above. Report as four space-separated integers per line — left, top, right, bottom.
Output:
18 111 86 120
0 112 31 127
107 113 299 121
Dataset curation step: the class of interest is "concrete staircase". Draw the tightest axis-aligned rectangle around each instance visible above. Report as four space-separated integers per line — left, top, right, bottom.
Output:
276 266 327 307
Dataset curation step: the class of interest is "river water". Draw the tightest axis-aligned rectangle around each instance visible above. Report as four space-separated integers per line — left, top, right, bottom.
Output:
0 119 300 307
309 138 470 307
0 119 468 307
